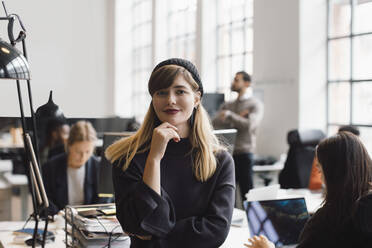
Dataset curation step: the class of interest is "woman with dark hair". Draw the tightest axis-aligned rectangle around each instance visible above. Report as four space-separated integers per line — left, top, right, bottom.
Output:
245 132 372 248
106 58 235 247
40 118 70 165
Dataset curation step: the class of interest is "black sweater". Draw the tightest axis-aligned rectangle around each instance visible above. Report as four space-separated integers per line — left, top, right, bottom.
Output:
298 194 372 248
112 138 235 248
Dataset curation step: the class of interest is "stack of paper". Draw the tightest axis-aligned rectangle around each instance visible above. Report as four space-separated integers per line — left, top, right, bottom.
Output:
64 204 130 248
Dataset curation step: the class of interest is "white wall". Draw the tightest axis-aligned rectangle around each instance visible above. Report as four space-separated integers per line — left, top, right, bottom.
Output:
299 0 327 130
254 0 300 157
254 0 327 157
114 0 133 117
0 0 115 118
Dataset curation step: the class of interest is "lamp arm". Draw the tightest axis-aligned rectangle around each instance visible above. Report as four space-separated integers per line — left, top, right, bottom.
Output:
7 15 26 45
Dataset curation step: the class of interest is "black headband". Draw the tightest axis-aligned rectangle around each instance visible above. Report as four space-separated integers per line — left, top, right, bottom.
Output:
152 58 203 97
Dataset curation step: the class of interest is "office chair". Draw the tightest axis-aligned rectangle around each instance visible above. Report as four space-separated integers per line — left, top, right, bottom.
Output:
279 129 326 189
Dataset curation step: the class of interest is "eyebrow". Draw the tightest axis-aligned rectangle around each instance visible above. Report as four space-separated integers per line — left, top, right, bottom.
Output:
157 85 188 92
172 85 188 89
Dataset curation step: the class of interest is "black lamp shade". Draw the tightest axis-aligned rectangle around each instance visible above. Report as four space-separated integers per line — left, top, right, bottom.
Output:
0 39 30 80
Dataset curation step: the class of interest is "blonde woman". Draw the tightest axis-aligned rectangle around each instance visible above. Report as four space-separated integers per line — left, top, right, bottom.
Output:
106 58 235 247
42 121 100 214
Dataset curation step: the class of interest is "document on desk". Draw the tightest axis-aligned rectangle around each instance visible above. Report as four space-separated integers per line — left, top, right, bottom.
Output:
64 206 123 234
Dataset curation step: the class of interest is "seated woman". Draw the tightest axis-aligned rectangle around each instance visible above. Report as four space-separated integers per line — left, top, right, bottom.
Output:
42 121 100 215
106 58 235 247
245 131 372 248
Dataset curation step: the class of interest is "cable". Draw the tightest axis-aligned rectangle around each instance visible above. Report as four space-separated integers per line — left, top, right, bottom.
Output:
95 216 109 234
101 223 122 248
21 215 32 230
95 216 123 248
103 224 122 248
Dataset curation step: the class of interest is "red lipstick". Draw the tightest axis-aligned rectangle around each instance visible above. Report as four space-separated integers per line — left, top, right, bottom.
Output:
164 109 180 115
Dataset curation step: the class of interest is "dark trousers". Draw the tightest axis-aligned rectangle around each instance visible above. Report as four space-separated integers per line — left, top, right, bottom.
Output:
233 152 254 202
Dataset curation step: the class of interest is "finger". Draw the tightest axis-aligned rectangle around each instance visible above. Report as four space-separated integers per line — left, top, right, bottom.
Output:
160 122 179 131
259 235 267 241
247 238 254 242
244 244 252 248
169 129 180 142
253 235 259 241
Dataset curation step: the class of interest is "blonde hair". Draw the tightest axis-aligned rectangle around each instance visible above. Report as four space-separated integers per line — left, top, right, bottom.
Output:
67 121 97 147
105 65 225 182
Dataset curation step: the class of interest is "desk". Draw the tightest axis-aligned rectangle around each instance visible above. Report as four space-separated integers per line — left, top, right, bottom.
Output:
0 220 66 248
0 197 321 248
0 211 249 248
221 208 249 247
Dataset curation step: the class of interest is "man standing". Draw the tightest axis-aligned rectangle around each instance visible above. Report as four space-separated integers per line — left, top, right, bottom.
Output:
213 71 264 202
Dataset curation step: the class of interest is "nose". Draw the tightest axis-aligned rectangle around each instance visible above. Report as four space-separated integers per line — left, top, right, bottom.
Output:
167 92 176 105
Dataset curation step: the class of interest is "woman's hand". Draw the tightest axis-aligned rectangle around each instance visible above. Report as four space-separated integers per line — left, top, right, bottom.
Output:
244 235 275 248
143 122 180 195
147 122 180 162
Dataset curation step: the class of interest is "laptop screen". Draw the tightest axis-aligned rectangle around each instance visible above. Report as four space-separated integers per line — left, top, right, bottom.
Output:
244 197 310 247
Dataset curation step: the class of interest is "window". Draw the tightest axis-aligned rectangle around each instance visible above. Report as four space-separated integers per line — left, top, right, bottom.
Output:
132 0 153 119
166 0 197 62
327 0 372 154
124 0 255 120
216 0 253 95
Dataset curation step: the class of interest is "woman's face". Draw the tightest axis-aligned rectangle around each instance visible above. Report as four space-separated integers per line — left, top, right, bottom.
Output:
67 141 95 168
152 75 200 137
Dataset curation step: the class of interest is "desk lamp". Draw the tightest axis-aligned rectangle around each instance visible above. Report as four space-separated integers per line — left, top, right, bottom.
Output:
0 1 50 247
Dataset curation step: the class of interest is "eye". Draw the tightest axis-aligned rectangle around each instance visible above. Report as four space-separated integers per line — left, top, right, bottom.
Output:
176 89 186 95
156 90 168 96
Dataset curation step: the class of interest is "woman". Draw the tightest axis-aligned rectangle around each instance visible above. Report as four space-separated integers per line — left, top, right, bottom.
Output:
42 121 100 215
245 132 372 248
106 58 235 247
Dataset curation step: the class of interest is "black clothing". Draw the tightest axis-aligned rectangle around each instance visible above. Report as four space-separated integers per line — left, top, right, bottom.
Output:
233 152 254 201
42 153 100 215
298 194 372 248
47 143 65 160
112 138 235 248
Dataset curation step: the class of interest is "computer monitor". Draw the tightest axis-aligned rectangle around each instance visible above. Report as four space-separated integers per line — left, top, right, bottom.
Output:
244 197 310 247
202 93 225 119
97 132 133 195
213 129 237 154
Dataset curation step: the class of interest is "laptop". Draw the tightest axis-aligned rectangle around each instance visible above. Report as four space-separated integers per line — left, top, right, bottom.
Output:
244 197 310 248
213 129 237 154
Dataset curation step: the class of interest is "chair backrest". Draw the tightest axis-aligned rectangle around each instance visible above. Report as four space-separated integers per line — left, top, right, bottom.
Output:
279 129 326 189
97 132 134 195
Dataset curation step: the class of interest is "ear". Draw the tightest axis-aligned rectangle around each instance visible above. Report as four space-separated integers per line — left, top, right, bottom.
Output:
194 91 201 107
